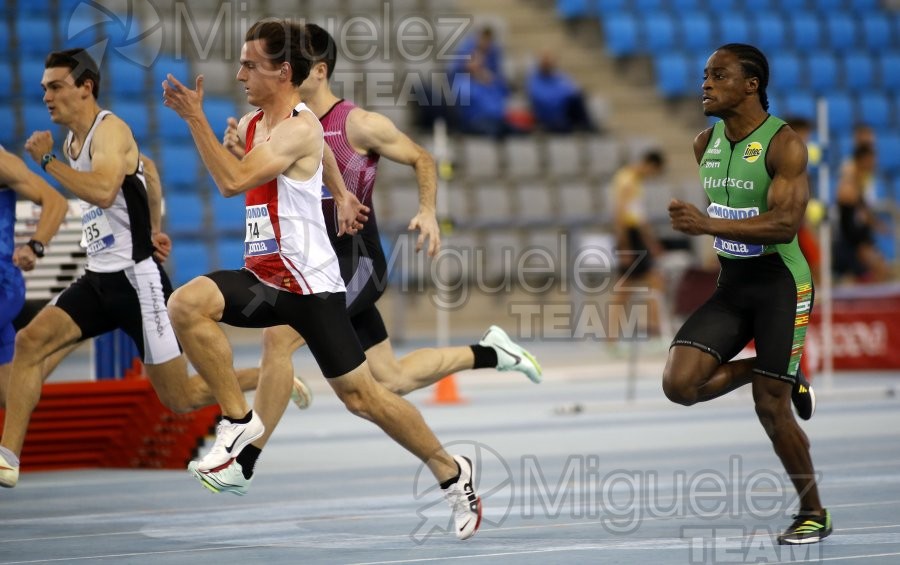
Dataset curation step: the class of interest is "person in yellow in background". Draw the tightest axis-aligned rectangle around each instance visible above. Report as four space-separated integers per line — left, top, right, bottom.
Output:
609 150 666 340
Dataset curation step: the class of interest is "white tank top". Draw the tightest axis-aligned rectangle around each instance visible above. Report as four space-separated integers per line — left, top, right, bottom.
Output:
242 103 344 295
66 111 153 273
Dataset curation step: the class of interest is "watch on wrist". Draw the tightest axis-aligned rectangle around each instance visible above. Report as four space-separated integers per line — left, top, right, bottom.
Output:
40 153 56 171
26 239 45 258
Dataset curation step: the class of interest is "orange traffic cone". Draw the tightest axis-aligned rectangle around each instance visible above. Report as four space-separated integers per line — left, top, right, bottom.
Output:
431 374 465 405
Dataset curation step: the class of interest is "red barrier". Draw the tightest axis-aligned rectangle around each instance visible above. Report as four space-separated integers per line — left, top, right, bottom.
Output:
806 283 900 371
0 378 220 473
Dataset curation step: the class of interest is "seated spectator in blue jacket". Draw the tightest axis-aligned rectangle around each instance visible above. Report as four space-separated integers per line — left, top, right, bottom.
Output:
527 52 596 133
454 51 512 137
450 26 506 90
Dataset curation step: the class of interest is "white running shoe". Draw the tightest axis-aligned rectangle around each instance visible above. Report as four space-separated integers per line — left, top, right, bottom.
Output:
479 325 543 383
0 448 19 488
290 375 313 410
196 411 264 471
444 455 482 540
188 459 252 496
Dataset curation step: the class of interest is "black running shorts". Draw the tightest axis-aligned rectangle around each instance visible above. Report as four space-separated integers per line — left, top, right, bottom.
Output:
672 253 813 385
50 258 182 365
334 233 389 351
205 269 366 378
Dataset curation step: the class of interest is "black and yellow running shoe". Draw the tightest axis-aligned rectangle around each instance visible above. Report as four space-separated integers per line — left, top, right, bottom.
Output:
791 370 816 421
777 509 832 545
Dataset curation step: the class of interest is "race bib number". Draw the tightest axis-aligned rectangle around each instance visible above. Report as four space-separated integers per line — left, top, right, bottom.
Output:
707 203 763 257
81 206 115 253
245 204 278 256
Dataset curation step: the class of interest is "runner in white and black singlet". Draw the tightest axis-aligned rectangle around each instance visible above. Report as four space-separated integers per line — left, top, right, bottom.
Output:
0 49 264 489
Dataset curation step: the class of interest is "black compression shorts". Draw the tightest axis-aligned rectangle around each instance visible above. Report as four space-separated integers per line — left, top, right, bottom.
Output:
205 269 366 378
671 253 813 385
335 233 389 351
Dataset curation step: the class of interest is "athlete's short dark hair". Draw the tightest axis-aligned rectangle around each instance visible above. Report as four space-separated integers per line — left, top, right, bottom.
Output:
305 23 337 79
853 142 875 160
245 19 312 86
718 43 769 111
643 150 665 169
45 48 101 99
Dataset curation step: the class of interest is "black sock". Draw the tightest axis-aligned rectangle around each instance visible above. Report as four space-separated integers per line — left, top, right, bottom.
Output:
440 462 461 490
236 445 262 479
224 410 253 425
470 345 498 369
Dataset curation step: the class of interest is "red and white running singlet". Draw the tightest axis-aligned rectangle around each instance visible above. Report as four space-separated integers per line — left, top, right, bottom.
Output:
242 103 344 295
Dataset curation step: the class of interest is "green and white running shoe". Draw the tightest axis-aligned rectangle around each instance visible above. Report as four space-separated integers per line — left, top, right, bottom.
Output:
188 458 252 496
479 325 542 383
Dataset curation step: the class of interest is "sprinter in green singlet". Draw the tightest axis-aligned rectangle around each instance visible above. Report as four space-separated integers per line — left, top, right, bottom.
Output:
663 44 831 545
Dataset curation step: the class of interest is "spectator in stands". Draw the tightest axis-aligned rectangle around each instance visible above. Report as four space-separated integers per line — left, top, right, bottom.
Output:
0 147 68 407
834 142 891 283
450 25 505 89
454 50 514 137
526 51 596 133
609 150 666 337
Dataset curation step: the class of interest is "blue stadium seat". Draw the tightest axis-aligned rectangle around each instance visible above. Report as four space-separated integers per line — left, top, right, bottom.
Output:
0 20 16 61
643 14 677 55
19 56 47 99
856 93 891 132
749 14 786 52
668 0 701 10
595 0 627 14
61 12 103 50
172 241 211 287
878 134 900 176
0 123 14 147
159 143 199 190
824 93 854 136
557 0 591 20
677 12 714 54
861 13 891 52
782 91 816 120
109 101 151 145
22 102 52 136
216 238 245 271
824 14 857 54
156 102 193 142
852 0 880 11
788 14 822 51
15 18 56 57
203 98 239 140
164 193 205 234
655 53 691 98
879 52 900 90
841 51 875 91
807 54 838 94
777 0 808 8
15 0 52 14
715 14 751 46
811 0 844 9
0 62 12 101
602 13 639 57
152 55 191 94
211 194 246 233
768 52 803 91
634 0 664 13
107 57 151 98
705 0 739 13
